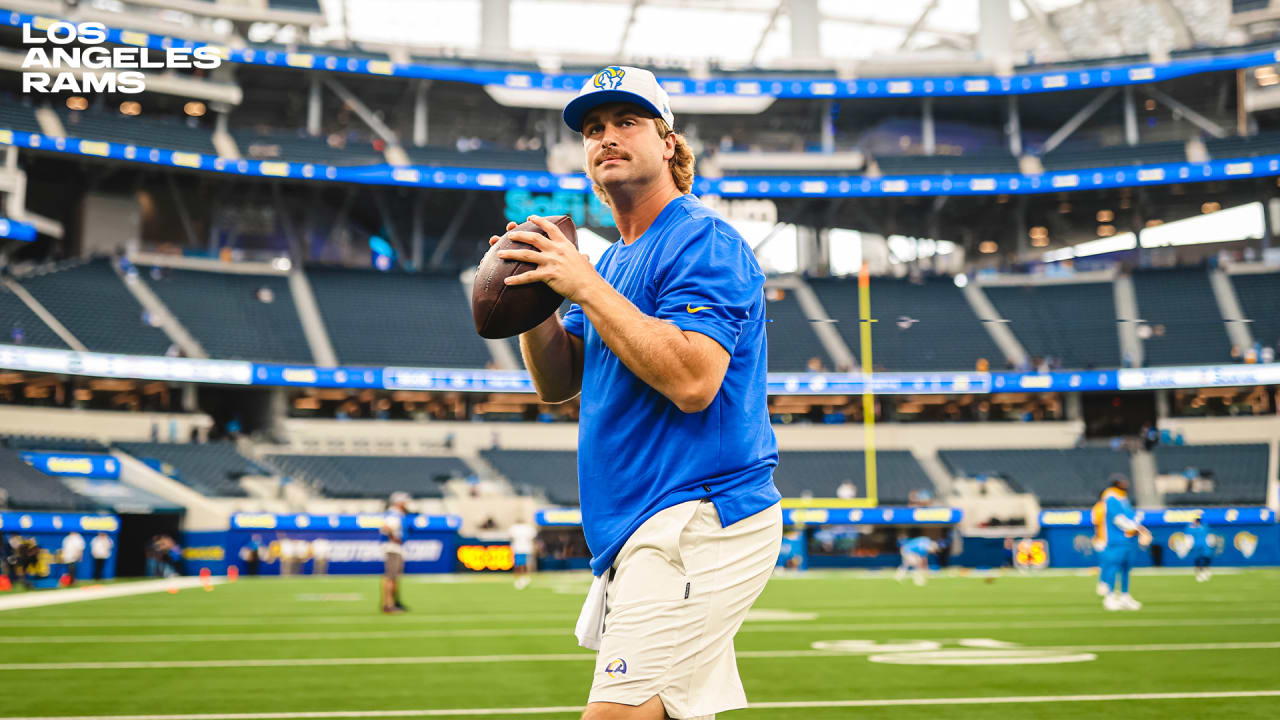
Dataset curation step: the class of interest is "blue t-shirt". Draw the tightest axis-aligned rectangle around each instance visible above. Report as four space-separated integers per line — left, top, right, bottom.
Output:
1104 493 1137 550
562 195 780 576
1187 524 1211 554
901 537 932 556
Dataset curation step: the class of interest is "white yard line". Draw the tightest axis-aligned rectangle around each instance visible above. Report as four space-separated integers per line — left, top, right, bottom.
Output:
4 641 1279 671
4 615 1278 644
3 690 1279 719
0 579 219 613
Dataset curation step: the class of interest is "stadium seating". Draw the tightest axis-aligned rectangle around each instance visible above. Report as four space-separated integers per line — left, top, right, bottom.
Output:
1131 268 1233 366
1205 132 1280 159
481 449 578 506
115 442 265 497
985 282 1121 368
307 267 493 368
17 259 173 356
268 0 322 11
0 285 67 349
405 146 548 171
773 450 933 505
4 435 109 452
808 276 1004 372
1157 444 1270 506
1230 271 1280 351
263 454 467 498
765 290 833 372
232 129 383 166
0 447 98 510
59 108 217 155
1040 141 1187 170
874 151 1020 175
0 93 43 134
141 268 313 363
939 447 1131 507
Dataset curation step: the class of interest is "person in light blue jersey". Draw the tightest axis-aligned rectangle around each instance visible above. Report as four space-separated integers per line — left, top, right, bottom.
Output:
1096 478 1151 611
1187 517 1214 582
494 66 782 720
895 535 936 586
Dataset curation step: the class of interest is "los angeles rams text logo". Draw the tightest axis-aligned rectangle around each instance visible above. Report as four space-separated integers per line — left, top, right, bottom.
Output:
594 66 625 90
604 657 628 678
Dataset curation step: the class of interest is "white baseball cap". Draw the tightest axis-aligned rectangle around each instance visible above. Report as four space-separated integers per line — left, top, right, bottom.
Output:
563 65 675 133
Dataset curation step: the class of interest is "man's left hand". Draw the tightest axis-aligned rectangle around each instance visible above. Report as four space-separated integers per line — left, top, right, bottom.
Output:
497 215 603 304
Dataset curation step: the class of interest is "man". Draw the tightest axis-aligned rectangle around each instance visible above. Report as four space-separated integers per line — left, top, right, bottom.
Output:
1095 478 1151 611
310 535 330 576
494 66 781 720
509 520 537 590
895 535 935 586
381 492 410 614
90 532 112 581
59 531 84 585
1187 517 1213 582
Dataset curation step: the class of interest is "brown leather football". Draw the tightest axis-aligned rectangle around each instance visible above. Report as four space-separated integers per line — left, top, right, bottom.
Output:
472 215 578 339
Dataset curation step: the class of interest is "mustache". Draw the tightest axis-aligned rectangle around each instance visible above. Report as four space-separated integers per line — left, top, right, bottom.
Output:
596 150 629 165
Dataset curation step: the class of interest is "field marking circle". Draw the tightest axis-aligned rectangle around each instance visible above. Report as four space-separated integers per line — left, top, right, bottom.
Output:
868 649 1097 665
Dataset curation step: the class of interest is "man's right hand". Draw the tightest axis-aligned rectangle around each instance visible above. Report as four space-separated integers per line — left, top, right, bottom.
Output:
488 221 518 246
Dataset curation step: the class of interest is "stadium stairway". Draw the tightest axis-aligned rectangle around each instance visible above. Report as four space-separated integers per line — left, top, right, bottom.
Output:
113 260 207 358
1208 266 1255 352
1114 272 1144 367
287 270 339 367
1130 448 1160 507
110 449 230 530
960 281 1027 368
769 275 856 372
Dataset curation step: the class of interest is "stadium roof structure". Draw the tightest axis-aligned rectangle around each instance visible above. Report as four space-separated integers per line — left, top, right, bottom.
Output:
330 0 1245 71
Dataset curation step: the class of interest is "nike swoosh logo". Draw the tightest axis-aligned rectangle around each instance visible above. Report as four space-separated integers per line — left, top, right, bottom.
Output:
686 304 711 313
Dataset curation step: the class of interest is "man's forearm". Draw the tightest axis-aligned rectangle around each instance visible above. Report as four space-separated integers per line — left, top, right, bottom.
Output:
575 281 714 411
519 314 582 403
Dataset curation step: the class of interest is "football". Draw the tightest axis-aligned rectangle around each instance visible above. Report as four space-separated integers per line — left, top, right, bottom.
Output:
472 215 578 339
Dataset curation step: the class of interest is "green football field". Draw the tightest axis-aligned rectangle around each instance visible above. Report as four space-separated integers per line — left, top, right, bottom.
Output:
2 568 1278 719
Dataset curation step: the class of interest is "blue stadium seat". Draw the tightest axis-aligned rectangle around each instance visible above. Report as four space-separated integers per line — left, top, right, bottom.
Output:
0 285 67 349
1132 268 1233 366
1157 444 1270 506
405 145 548 171
0 448 99 510
809 276 1003 372
773 450 933 505
233 129 383 166
307 267 493 368
116 442 265 498
985 282 1121 368
481 449 578 506
4 436 109 452
17 259 172 356
939 447 1131 507
0 93 43 134
142 268 313 363
765 289 833 372
59 108 216 155
1230 271 1280 351
1040 141 1186 170
264 454 466 498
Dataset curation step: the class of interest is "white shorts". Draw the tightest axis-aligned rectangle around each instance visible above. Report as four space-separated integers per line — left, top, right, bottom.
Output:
580 499 782 719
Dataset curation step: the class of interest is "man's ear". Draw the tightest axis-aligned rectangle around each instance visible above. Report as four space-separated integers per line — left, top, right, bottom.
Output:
663 131 677 162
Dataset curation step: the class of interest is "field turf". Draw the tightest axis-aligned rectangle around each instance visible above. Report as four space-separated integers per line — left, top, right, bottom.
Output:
1 568 1278 719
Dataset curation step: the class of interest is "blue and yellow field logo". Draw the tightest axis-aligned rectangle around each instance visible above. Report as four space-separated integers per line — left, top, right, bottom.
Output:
593 66 625 90
604 657 628 678
1234 531 1258 559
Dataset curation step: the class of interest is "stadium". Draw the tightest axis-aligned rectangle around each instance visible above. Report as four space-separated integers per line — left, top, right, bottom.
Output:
0 0 1278 717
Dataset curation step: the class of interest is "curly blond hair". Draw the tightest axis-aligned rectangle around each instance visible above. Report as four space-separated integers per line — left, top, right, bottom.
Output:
589 117 694 207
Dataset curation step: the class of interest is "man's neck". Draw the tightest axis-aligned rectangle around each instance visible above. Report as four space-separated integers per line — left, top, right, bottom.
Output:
609 183 684 244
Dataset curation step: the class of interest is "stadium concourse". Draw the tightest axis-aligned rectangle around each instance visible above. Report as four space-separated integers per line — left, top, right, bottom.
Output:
0 0 1279 717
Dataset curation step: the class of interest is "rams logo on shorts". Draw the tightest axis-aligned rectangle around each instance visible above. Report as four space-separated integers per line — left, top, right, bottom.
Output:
594 66 625 90
604 657 628 678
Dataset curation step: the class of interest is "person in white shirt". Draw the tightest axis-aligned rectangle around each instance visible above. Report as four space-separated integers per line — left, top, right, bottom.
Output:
509 521 537 590
60 531 85 585
381 492 410 613
310 537 330 576
90 533 113 580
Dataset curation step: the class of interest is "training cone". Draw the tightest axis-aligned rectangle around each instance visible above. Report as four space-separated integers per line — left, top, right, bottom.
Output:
200 568 211 579
58 574 71 587
167 586 179 594
227 566 239 582
0 575 11 592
